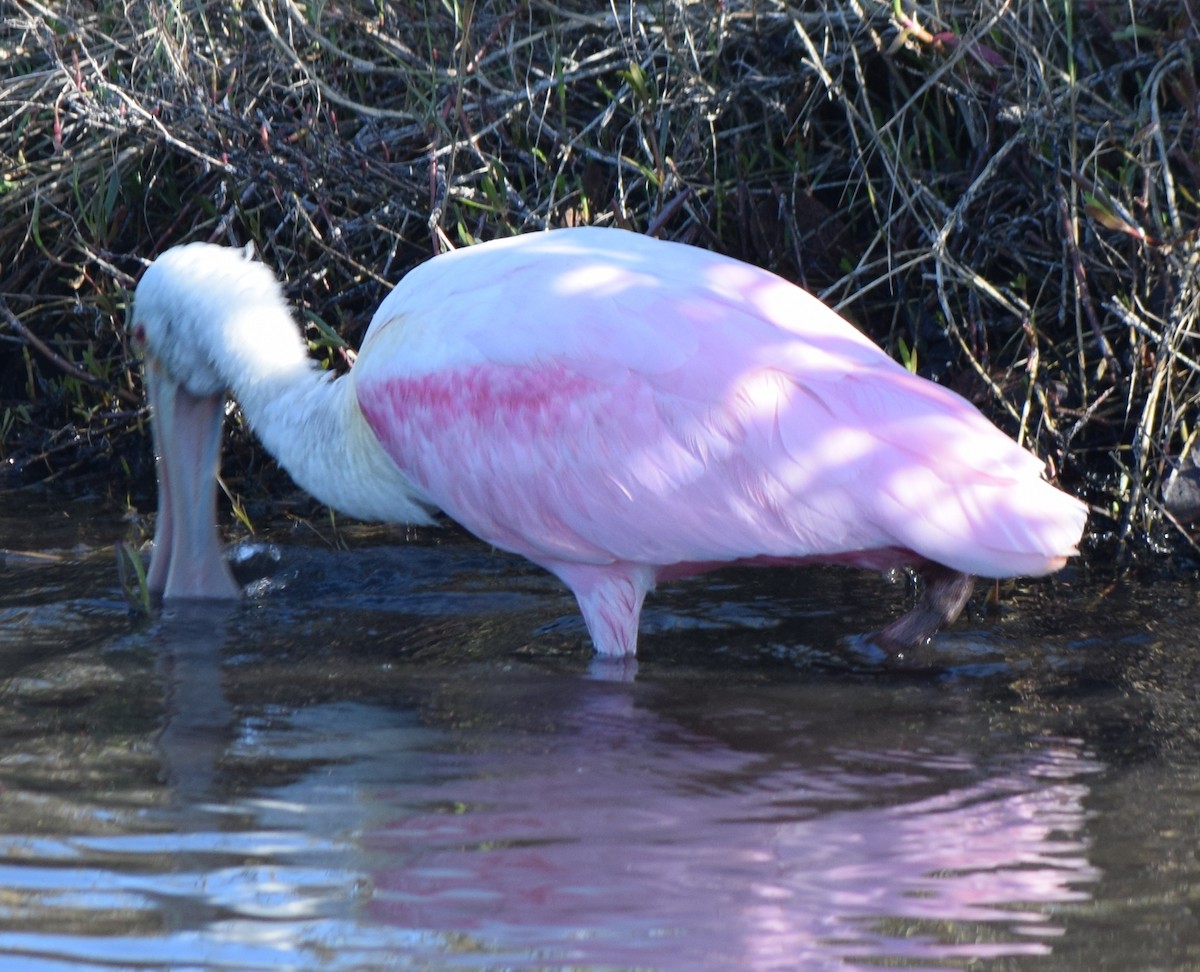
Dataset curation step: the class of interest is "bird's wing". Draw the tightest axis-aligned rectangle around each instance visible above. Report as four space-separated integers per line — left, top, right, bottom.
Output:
353 230 1082 577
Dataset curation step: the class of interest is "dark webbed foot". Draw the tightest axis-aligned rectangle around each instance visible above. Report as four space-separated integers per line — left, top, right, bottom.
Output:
872 564 975 652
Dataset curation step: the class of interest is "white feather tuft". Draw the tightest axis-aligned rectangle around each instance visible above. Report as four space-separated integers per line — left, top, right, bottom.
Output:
134 242 310 398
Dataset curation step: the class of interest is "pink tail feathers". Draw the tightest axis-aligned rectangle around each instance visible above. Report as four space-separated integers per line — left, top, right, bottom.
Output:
879 467 1088 579
978 473 1088 576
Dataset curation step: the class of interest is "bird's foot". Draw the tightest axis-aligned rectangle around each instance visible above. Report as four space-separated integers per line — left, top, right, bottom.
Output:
871 565 975 654
587 655 640 683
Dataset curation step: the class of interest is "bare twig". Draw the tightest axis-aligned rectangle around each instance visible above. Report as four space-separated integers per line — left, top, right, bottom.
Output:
0 296 138 406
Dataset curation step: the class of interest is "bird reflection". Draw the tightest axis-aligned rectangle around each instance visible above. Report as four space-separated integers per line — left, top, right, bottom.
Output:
153 601 237 810
147 612 1098 970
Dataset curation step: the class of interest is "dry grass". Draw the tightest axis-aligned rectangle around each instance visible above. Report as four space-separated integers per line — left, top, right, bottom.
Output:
1 0 1198 562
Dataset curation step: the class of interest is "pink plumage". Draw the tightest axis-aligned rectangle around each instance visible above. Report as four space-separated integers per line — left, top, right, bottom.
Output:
132 227 1087 657
351 228 1085 655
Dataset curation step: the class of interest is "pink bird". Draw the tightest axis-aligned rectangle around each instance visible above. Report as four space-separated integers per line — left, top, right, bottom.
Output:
131 227 1086 656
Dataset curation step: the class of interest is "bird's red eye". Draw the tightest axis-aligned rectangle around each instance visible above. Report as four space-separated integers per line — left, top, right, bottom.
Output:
132 323 147 349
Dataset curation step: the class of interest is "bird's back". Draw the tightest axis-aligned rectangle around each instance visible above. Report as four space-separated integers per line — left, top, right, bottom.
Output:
354 228 1085 582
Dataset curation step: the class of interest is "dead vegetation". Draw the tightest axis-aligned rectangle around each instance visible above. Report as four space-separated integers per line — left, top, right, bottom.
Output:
1 0 1198 562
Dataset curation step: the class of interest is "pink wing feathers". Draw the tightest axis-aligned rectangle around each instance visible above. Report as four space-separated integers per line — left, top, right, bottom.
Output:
353 228 1083 587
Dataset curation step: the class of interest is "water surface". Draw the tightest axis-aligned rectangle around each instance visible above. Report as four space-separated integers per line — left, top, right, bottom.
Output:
0 493 1197 970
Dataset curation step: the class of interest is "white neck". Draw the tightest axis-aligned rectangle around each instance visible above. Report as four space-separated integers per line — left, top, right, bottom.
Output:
222 316 435 527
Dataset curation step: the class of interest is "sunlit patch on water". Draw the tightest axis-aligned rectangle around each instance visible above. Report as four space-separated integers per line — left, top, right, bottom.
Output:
0 497 1198 968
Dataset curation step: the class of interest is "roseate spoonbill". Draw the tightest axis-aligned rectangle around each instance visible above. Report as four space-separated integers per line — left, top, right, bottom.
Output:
130 227 1086 656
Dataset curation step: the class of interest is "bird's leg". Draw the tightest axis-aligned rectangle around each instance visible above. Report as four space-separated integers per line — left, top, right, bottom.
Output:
552 562 656 657
872 564 975 652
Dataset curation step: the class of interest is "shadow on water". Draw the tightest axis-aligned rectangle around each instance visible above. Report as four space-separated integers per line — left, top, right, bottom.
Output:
0 495 1199 969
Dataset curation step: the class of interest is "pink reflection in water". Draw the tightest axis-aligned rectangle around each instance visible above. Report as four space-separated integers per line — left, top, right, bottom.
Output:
365 692 1099 970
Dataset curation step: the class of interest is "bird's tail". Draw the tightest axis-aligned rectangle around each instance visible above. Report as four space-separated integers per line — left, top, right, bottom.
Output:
878 459 1088 579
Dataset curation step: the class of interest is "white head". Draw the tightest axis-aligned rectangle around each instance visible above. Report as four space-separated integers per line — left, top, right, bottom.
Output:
132 242 309 397
130 242 304 602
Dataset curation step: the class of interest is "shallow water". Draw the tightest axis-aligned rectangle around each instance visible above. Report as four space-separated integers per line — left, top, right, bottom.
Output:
1 494 1199 970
